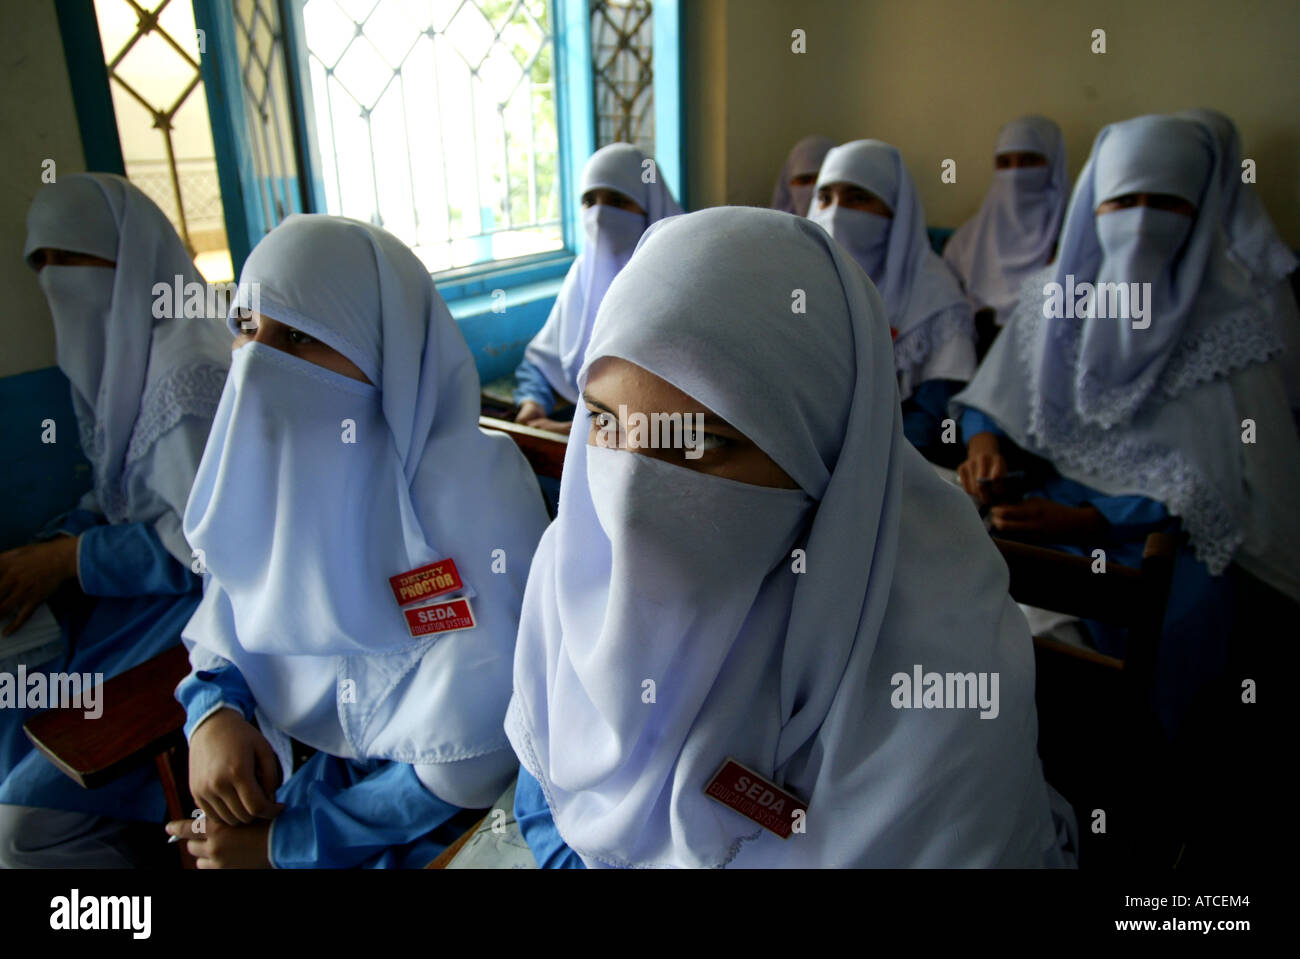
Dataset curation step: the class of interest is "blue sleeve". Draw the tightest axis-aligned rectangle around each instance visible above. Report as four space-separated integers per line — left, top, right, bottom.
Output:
902 379 965 452
77 522 200 597
514 764 585 869
1083 494 1171 542
909 379 965 424
513 359 557 414
960 407 1006 443
270 760 461 869
35 508 104 541
176 663 258 740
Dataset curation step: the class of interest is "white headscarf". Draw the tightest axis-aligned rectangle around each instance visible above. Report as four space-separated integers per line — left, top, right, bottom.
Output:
182 214 549 764
809 140 975 392
521 144 682 404
505 207 1069 868
943 116 1068 317
1176 109 1300 416
1176 109 1299 291
770 135 836 217
954 115 1296 582
24 173 231 537
1022 114 1278 433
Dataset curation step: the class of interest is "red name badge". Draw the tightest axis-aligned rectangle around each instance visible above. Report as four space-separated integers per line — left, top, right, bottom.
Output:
703 758 806 840
403 597 476 637
389 558 463 607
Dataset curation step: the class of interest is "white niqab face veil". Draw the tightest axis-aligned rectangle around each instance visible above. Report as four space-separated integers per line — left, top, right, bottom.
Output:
183 214 549 762
943 116 1068 317
24 173 231 526
506 207 1069 868
1025 114 1277 433
521 143 682 404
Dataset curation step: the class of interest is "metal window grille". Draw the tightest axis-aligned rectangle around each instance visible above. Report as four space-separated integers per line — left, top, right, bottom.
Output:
301 0 563 273
590 0 652 155
93 0 231 279
232 0 305 230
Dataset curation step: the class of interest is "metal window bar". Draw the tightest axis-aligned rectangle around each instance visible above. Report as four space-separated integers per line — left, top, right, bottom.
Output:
300 0 562 269
100 0 209 254
231 0 303 232
590 0 653 153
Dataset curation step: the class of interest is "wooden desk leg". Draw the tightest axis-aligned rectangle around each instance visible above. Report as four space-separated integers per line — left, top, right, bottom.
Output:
155 746 198 870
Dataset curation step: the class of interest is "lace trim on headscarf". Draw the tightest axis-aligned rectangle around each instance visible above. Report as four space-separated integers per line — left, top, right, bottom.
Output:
892 307 975 379
1062 288 1280 431
1245 243 1300 291
1013 284 1246 573
98 362 226 523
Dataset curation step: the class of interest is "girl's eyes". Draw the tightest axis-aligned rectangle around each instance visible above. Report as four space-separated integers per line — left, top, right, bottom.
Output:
588 410 731 455
235 323 315 345
684 426 730 452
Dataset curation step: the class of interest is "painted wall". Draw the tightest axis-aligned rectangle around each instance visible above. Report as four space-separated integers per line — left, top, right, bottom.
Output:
684 0 1299 244
0 2 87 378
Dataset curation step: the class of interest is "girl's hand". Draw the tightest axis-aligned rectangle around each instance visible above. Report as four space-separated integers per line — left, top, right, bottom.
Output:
526 418 572 436
0 537 79 635
956 433 1007 504
188 709 285 825
165 815 273 869
515 401 546 425
989 498 1108 543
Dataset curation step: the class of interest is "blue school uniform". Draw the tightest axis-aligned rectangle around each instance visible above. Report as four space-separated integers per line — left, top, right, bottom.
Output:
902 379 966 465
513 764 584 869
959 407 1235 737
177 664 480 868
513 358 558 414
0 511 201 820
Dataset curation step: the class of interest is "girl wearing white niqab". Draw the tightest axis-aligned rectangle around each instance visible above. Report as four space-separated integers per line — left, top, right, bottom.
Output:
809 139 977 463
944 116 1068 322
175 214 549 868
506 206 1074 868
513 143 681 429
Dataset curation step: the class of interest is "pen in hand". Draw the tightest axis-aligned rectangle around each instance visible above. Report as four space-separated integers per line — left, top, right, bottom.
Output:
168 811 205 842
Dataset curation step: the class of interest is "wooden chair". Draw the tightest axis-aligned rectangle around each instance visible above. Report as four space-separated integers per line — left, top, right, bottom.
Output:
21 417 567 868
992 531 1182 868
23 643 197 867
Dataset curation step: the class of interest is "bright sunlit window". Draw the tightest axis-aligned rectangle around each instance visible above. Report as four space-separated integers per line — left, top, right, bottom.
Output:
302 0 563 274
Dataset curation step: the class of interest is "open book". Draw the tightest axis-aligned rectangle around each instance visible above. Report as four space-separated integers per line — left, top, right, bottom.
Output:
0 604 65 675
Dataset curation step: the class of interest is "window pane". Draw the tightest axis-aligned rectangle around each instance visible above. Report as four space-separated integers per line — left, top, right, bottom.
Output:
302 0 564 273
93 0 233 282
231 0 306 233
591 0 653 155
